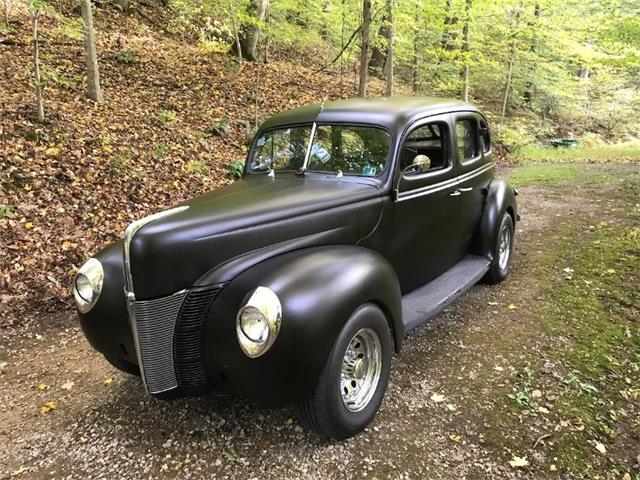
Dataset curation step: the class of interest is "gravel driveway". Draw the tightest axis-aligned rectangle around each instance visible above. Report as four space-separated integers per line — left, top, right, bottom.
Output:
1 169 631 480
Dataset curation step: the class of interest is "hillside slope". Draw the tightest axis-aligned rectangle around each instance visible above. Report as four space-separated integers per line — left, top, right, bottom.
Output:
0 1 394 327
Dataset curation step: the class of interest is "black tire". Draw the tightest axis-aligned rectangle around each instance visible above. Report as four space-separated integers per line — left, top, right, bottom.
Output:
483 212 514 284
297 304 393 440
104 355 141 376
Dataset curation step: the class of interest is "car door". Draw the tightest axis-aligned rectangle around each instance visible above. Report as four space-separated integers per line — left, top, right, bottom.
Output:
452 113 495 254
391 114 463 294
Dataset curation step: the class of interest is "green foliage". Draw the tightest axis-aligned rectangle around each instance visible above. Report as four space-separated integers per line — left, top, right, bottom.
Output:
226 159 244 179
514 141 640 164
0 204 13 219
158 109 178 125
55 17 83 41
184 159 209 175
116 50 137 65
210 117 230 136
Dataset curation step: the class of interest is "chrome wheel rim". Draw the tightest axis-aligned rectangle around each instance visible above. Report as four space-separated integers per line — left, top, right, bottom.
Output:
498 224 512 271
340 328 382 413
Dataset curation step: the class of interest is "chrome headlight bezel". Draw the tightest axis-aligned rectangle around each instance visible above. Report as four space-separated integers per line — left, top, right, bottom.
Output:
73 258 104 314
236 286 282 358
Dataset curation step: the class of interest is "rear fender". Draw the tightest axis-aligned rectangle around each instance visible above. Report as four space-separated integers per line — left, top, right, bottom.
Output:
472 179 518 259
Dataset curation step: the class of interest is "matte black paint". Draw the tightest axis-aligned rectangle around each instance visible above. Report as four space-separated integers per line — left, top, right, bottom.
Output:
77 97 517 407
201 246 402 407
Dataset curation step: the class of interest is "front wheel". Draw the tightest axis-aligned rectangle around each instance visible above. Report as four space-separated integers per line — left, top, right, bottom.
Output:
297 304 392 440
483 212 514 284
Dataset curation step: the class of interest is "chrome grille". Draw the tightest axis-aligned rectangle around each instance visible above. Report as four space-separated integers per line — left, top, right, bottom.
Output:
134 291 188 394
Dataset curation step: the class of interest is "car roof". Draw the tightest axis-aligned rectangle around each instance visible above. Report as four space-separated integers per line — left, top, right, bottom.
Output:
259 96 480 132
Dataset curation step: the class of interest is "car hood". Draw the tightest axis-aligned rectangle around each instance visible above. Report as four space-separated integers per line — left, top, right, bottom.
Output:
128 174 384 298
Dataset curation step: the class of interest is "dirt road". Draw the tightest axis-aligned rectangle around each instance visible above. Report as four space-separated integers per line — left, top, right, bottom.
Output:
2 164 639 479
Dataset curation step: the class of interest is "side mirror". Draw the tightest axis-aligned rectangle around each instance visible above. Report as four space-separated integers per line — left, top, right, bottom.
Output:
405 154 431 175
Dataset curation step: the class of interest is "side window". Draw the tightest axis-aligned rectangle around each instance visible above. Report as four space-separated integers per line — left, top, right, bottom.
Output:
455 119 479 162
479 119 491 153
400 122 449 174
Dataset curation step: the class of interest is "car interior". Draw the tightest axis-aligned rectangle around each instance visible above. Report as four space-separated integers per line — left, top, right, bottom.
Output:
401 123 448 173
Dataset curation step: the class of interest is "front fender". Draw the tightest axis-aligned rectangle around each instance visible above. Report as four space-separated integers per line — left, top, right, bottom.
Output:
472 179 518 259
201 245 402 407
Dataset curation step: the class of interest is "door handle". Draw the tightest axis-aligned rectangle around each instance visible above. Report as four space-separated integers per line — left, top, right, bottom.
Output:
449 190 461 197
459 187 473 192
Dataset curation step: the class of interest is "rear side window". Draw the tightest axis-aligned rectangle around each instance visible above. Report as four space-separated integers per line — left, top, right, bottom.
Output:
479 120 491 153
455 119 479 162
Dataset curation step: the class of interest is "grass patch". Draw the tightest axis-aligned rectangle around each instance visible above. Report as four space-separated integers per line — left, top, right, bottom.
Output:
508 164 583 187
525 172 640 476
513 141 640 164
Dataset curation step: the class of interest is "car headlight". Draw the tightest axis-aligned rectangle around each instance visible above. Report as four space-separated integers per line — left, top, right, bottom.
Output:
73 258 104 314
236 286 281 358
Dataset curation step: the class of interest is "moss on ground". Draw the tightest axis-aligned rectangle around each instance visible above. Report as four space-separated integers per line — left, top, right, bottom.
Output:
501 168 640 478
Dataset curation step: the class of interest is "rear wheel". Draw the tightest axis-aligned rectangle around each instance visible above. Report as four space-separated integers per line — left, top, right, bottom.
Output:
483 212 514 284
297 304 392 440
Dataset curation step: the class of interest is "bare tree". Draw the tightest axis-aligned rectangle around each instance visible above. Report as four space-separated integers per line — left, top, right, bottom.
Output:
461 0 471 101
412 2 419 94
384 0 394 96
27 2 45 123
501 8 521 118
228 0 243 68
81 0 103 102
357 0 371 97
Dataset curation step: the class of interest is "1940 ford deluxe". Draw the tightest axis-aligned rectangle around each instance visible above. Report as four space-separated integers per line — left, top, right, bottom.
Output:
74 97 518 439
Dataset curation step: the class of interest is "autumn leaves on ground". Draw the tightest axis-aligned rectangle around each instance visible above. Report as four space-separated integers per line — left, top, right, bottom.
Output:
0 0 394 328
1 1 640 479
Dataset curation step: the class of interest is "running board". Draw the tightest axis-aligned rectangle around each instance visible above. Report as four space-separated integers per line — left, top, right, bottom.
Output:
402 255 490 334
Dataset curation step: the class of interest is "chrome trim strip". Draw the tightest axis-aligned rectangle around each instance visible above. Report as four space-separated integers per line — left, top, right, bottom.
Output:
122 205 189 392
397 162 494 202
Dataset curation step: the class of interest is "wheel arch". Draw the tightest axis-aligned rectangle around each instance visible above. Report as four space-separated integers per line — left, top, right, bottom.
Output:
200 245 403 407
471 179 518 260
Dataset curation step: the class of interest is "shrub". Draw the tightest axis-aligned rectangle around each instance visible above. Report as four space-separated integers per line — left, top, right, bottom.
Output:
226 160 244 179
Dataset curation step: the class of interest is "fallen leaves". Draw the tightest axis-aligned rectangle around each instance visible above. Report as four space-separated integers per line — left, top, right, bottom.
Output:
61 380 75 390
508 455 530 468
594 441 607 454
103 378 113 385
507 303 518 310
448 434 461 443
430 393 445 403
38 383 47 391
40 401 56 414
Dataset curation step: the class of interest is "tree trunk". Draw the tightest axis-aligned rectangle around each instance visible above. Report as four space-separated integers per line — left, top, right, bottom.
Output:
384 0 393 96
368 16 389 77
228 1 243 68
501 44 515 118
31 13 44 123
412 7 419 94
81 0 103 102
441 0 458 52
523 3 540 105
357 0 371 97
461 0 471 101
237 0 268 62
3 0 8 25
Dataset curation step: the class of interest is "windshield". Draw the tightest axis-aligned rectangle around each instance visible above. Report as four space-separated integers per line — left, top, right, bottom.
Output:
248 124 390 177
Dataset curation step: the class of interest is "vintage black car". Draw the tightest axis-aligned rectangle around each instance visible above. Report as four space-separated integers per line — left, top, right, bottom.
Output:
74 97 517 439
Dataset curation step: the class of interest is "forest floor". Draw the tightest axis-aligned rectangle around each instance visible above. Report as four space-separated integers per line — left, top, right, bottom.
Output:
0 0 396 328
1 162 639 480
